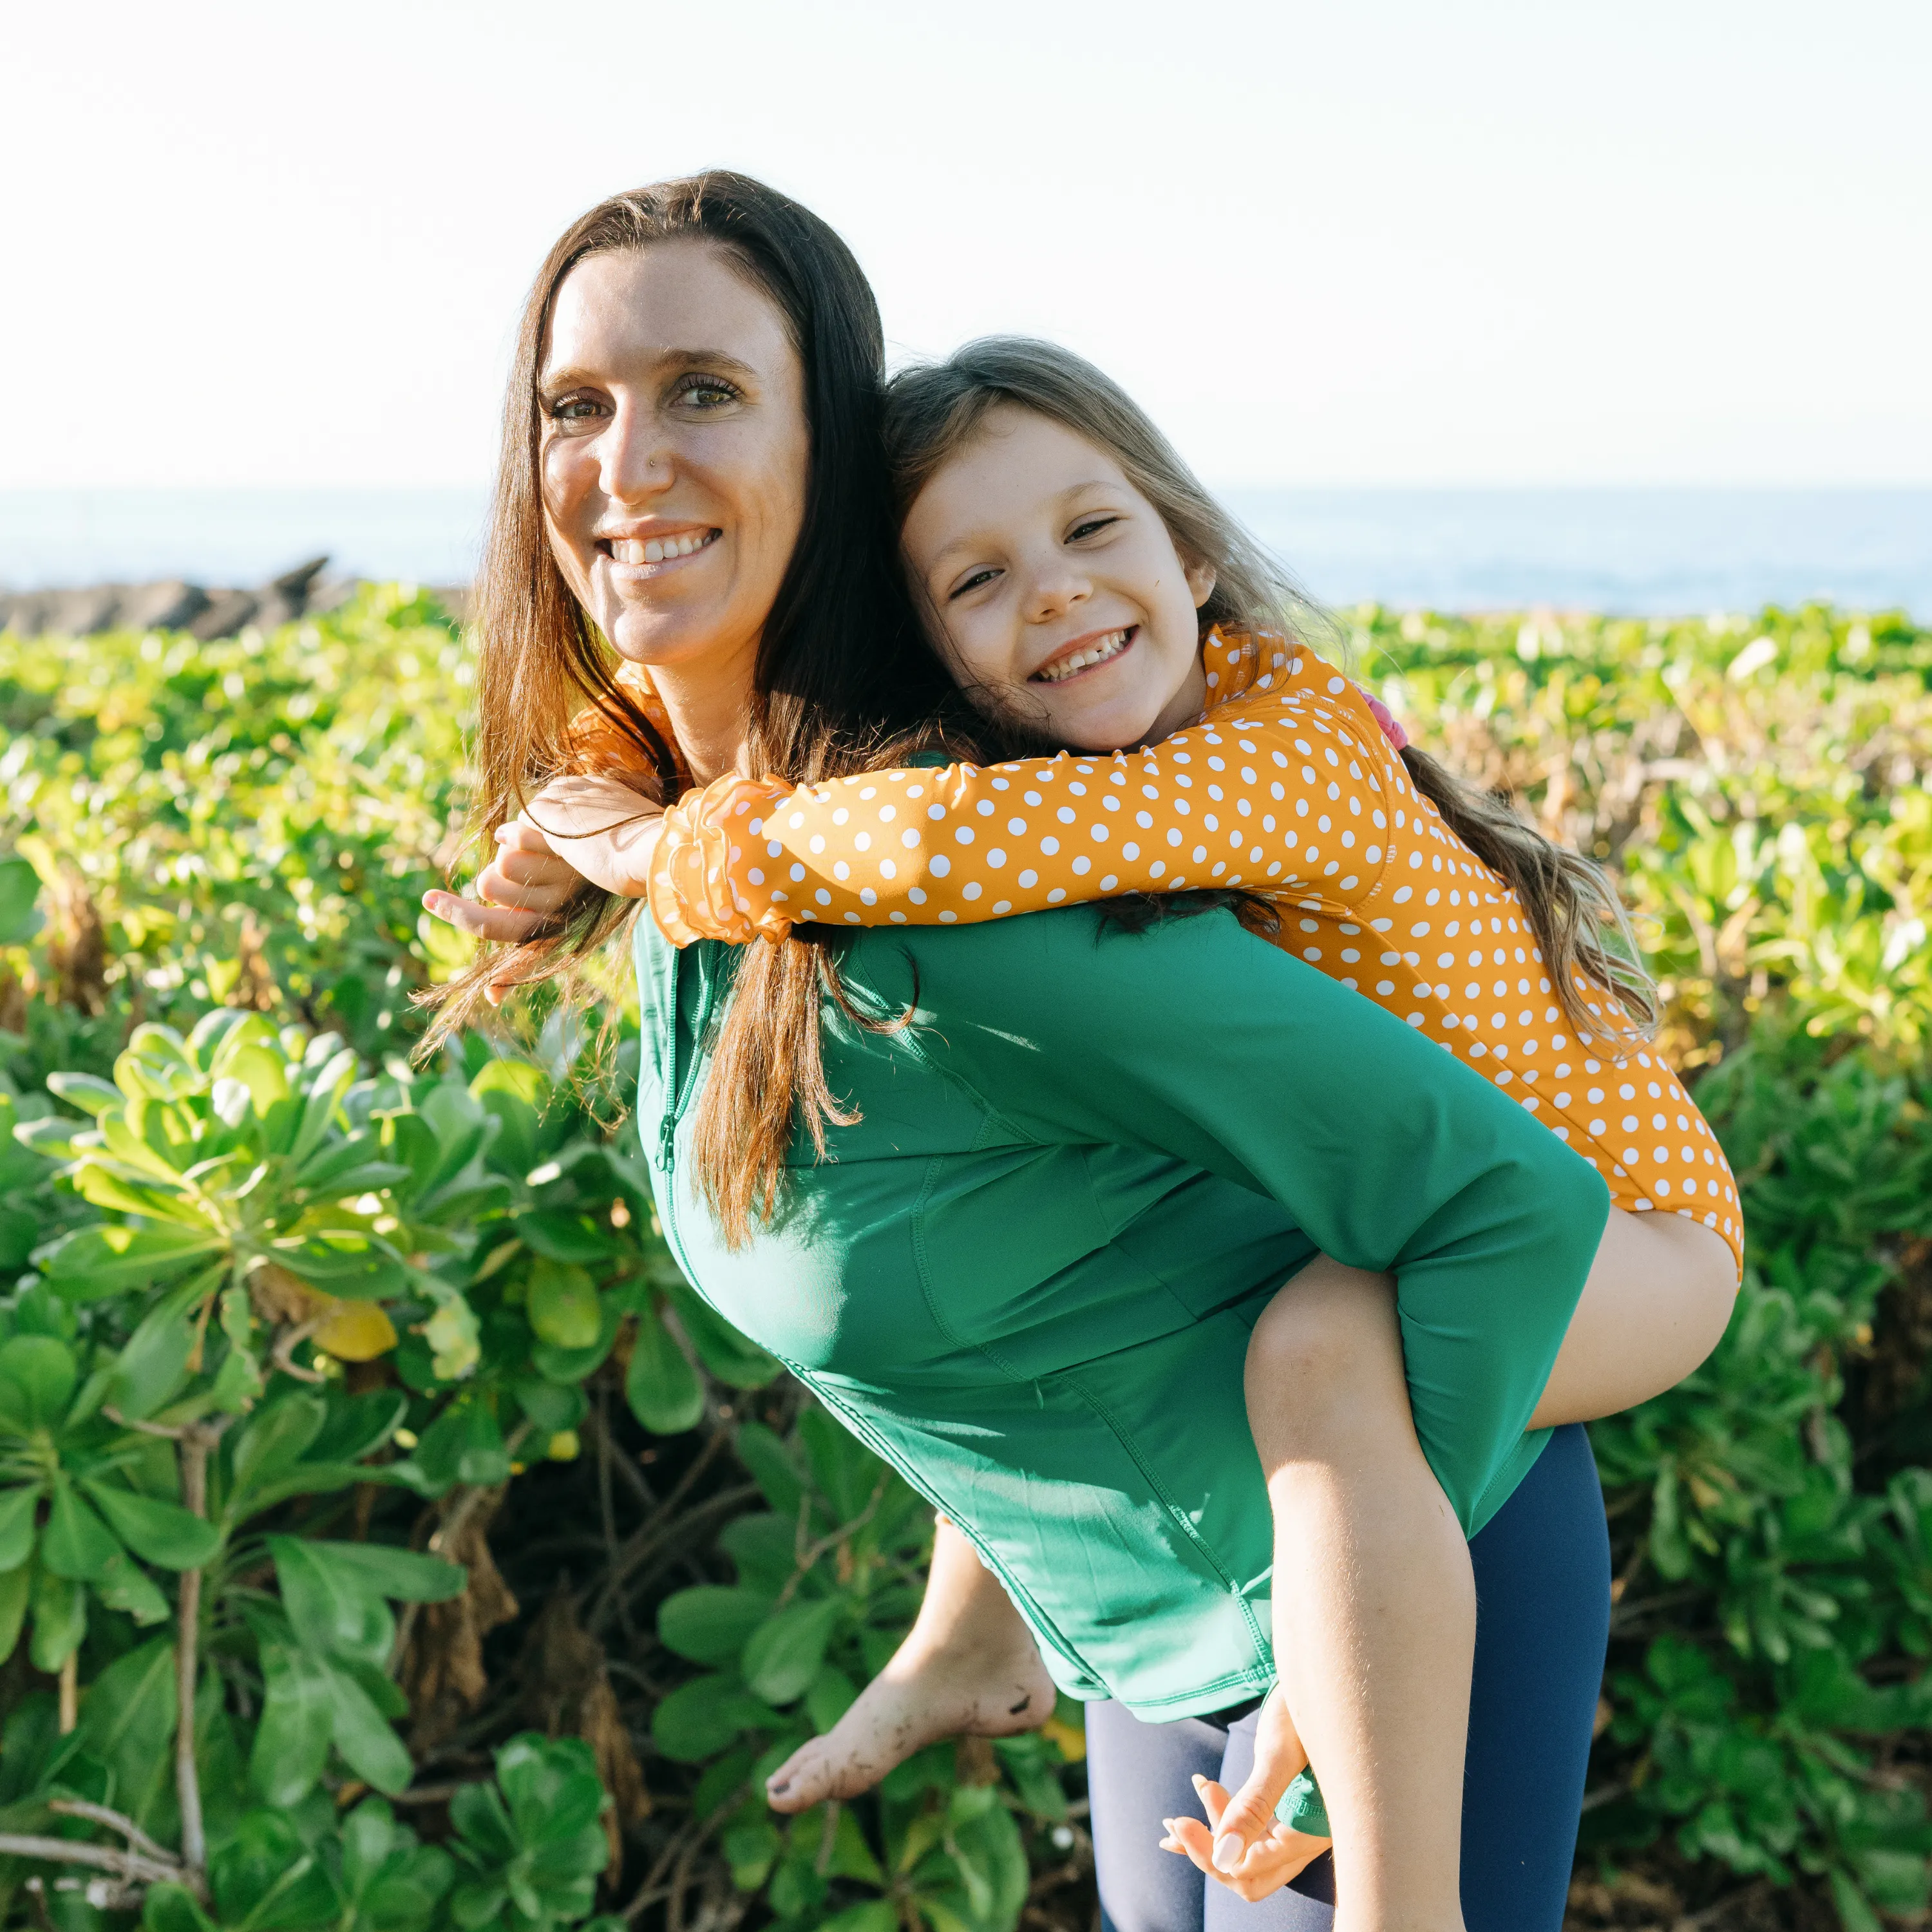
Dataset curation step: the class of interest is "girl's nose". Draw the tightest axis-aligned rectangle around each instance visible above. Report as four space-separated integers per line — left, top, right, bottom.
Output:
1021 561 1090 626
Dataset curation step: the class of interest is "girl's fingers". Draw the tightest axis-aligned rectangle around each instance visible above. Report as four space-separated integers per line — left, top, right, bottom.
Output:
491 847 578 891
1188 1774 1229 1830
474 860 572 913
421 889 545 943
496 818 558 856
1161 1815 1217 1873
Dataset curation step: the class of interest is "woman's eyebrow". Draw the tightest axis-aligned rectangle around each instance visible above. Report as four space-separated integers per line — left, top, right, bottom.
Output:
538 348 761 391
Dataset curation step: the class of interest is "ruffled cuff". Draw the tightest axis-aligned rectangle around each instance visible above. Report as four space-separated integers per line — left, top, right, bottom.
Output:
645 773 794 947
1362 690 1410 752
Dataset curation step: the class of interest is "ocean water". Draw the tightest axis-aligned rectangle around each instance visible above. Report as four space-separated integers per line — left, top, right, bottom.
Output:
2 486 1927 618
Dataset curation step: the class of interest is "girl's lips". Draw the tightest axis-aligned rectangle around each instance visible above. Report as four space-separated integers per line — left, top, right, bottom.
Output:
1031 626 1135 685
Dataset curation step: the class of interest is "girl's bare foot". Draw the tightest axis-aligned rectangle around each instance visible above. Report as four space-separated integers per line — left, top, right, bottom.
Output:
764 1623 1056 1813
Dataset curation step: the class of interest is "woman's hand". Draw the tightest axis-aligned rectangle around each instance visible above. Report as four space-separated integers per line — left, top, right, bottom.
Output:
1158 1685 1332 1900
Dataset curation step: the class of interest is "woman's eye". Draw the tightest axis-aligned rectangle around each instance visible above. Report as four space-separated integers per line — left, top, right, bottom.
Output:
949 568 998 601
549 397 605 422
1069 516 1119 542
672 375 743 409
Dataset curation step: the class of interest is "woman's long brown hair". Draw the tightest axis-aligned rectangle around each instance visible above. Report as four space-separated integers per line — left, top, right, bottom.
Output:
881 338 1659 1046
419 173 971 1241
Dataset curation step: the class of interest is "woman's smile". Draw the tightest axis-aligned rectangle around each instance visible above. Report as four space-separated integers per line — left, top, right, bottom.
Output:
601 526 723 571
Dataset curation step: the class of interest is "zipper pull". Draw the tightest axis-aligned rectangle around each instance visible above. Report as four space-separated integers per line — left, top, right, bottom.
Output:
657 1114 677 1173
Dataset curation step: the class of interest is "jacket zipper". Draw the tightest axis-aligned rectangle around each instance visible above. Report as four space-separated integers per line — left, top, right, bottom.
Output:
653 944 711 1279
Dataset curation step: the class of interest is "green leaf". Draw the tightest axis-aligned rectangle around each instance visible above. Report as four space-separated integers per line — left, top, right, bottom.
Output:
312 1539 467 1603
732 1421 805 1518
268 1536 394 1665
141 1882 219 1932
625 1302 704 1435
0 856 44 945
209 1806 336 1927
0 1334 79 1432
526 1256 603 1349
413 1399 509 1491
270 1231 406 1301
36 1222 223 1301
84 1481 221 1569
668 1282 781 1389
43 1477 125 1580
290 1047 360 1167
0 1485 43 1584
657 1585 775 1665
229 1390 328 1505
45 1070 122 1117
324 1658 414 1793
743 1596 842 1707
94 1549 172 1625
652 1674 752 1761
30 1567 86 1671
249 1644 336 1808
519 1210 629 1264
0 1563 30 1663
109 1271 213 1420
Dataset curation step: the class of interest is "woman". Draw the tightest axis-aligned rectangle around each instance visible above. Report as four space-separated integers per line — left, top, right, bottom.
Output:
425 173 1613 1932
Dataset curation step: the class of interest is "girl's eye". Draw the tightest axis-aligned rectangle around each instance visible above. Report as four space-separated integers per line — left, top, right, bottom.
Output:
949 567 999 601
672 374 743 409
1069 515 1120 542
548 397 605 422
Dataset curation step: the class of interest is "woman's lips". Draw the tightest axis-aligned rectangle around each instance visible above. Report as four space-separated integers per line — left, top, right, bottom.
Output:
601 529 721 569
1032 626 1135 685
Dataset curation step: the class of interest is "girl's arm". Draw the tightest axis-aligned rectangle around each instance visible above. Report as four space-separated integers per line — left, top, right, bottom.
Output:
641 672 1413 945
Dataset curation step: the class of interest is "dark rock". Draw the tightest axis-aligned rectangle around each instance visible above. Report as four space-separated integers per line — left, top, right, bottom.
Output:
117 580 211 632
189 588 260 640
45 587 122 636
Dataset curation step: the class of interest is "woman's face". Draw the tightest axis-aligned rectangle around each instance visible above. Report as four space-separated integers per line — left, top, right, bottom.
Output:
539 242 809 675
900 406 1215 752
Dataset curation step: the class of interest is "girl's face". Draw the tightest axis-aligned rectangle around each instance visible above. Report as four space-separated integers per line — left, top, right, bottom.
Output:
538 242 810 677
900 406 1215 752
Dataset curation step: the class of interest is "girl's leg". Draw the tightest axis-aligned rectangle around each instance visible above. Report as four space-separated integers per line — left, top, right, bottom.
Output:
1244 1259 1473 1932
1530 1208 1736 1428
1458 1423 1611 1931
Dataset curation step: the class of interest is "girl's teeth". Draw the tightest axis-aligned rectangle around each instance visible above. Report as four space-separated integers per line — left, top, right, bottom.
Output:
1038 630 1129 683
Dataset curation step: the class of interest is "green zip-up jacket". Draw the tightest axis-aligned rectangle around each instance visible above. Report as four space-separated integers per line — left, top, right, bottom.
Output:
638 904 1608 1721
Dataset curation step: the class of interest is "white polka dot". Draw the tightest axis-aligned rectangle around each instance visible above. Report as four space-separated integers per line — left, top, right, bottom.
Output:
930 855 951 877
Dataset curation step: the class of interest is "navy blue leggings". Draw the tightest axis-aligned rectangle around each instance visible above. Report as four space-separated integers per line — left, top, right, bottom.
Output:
1086 1424 1610 1932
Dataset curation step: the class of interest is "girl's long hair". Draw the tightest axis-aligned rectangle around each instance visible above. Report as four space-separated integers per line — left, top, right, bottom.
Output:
420 173 976 1238
880 337 1658 1045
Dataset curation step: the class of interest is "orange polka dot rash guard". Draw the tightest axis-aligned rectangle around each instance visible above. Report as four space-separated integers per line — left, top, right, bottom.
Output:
635 629 1743 1274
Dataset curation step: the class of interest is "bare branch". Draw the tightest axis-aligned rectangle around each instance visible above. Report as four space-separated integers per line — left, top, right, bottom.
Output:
0 1833 182 1889
46 1800 174 1864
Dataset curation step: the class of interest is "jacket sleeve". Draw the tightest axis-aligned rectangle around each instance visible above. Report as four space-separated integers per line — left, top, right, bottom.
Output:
643 673 1409 945
913 906 1610 1535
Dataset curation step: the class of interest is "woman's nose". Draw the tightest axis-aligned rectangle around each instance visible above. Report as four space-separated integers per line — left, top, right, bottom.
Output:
598 398 674 505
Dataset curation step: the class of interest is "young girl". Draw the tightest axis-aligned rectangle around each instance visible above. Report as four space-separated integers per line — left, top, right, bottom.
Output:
441 339 1740 1916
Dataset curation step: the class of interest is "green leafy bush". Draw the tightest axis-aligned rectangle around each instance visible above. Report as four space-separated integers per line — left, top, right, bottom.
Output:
2 592 1929 1930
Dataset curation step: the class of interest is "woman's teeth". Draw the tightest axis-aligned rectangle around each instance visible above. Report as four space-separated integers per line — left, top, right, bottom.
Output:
611 530 718 565
1035 629 1131 684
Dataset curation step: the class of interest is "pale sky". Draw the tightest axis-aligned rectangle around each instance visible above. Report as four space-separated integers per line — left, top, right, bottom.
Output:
7 0 1928 490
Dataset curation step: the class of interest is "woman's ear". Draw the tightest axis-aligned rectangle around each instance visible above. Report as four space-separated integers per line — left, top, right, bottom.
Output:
1184 556 1218 610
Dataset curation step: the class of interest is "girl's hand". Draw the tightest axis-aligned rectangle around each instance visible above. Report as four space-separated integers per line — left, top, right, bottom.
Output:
421 818 585 1006
516 773 665 899
1158 1685 1331 1900
1160 1772 1331 1902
